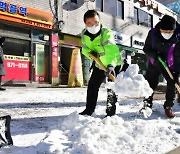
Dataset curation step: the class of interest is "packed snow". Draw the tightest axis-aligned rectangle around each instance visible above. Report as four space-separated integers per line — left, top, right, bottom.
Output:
0 87 179 154
106 64 153 98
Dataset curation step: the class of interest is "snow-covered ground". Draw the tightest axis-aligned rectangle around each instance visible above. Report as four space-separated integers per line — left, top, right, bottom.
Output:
0 87 180 154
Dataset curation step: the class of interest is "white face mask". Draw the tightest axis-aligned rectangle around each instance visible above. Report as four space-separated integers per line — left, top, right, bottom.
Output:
161 32 174 40
87 24 101 34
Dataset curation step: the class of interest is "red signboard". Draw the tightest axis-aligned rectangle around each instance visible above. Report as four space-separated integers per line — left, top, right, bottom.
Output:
2 59 31 81
52 34 59 78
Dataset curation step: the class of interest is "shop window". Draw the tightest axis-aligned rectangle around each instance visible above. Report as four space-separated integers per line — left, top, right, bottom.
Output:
3 38 30 57
134 7 138 25
131 53 147 75
117 0 124 19
139 9 149 27
96 0 103 11
104 0 117 16
148 14 153 28
134 8 153 28
32 30 49 41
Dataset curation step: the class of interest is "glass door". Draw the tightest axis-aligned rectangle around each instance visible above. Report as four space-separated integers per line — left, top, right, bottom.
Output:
33 43 45 82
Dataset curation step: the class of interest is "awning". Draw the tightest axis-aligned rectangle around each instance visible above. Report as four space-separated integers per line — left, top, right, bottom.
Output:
118 45 145 55
118 45 138 53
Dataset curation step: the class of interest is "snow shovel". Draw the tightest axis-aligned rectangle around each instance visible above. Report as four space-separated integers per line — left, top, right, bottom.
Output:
139 57 180 118
88 52 115 81
0 115 13 148
158 56 180 94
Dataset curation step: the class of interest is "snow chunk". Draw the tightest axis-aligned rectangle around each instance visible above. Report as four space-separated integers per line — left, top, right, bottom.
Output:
106 64 153 98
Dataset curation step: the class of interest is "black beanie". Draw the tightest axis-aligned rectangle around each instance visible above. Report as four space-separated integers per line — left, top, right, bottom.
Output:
160 15 176 30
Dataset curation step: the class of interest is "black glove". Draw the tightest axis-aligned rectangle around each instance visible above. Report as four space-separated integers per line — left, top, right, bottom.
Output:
155 52 166 62
105 64 115 77
90 51 98 58
121 60 129 72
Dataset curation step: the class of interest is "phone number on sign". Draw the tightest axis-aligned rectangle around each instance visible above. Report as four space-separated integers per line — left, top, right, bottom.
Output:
7 62 28 68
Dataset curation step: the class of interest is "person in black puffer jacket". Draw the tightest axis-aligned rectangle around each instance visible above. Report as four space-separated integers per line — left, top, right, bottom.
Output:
143 15 180 118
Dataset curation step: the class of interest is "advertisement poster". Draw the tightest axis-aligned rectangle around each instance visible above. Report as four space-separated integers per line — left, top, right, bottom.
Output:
35 44 45 82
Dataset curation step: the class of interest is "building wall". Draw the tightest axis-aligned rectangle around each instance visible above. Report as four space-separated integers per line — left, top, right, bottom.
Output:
0 0 53 83
6 0 176 40
59 0 158 40
156 0 177 6
156 0 180 21
6 0 51 12
58 0 173 41
4 0 177 84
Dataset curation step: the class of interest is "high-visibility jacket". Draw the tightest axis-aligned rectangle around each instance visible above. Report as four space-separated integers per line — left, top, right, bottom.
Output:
81 25 122 67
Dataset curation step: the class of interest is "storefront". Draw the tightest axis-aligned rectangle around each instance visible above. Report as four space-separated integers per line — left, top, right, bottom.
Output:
131 36 147 75
0 1 52 83
114 31 136 61
59 34 82 85
113 31 148 74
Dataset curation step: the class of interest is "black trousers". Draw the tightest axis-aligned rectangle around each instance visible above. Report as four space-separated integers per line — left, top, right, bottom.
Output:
144 60 179 107
85 66 120 114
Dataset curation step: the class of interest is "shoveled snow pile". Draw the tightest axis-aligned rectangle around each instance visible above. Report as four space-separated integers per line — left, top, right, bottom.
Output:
59 111 180 154
106 64 153 98
0 87 180 154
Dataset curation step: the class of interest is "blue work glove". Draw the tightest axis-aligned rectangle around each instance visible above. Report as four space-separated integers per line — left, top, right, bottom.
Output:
105 64 115 77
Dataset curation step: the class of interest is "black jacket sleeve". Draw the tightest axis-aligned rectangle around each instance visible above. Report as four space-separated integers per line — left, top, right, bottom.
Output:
143 30 157 58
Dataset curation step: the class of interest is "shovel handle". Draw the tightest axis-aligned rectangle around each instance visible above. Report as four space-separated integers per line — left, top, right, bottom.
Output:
88 53 115 81
158 56 180 94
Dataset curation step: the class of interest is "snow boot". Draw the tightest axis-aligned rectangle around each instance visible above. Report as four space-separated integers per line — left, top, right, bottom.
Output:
79 109 93 116
164 107 175 118
0 115 13 148
139 96 153 118
0 87 6 91
143 96 153 108
106 89 117 116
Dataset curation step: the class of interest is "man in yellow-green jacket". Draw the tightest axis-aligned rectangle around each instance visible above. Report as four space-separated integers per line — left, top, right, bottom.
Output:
79 10 122 116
